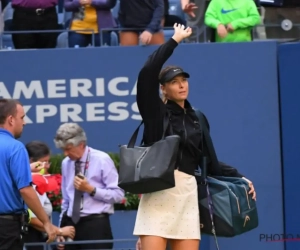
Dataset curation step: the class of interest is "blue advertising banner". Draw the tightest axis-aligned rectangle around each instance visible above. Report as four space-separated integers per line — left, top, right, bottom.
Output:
0 41 283 250
278 42 300 250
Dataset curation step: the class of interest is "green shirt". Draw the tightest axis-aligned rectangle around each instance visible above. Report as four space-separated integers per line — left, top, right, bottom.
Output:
205 0 261 42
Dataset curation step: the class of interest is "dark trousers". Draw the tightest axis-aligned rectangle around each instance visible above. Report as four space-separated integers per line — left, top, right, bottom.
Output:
60 214 113 250
23 226 46 250
68 31 111 47
164 14 186 27
12 6 58 49
0 218 23 250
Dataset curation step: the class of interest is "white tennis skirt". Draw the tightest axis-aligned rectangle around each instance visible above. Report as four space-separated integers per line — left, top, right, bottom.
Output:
133 170 201 240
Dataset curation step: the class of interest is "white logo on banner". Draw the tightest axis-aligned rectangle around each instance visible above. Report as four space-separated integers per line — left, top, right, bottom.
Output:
0 77 142 124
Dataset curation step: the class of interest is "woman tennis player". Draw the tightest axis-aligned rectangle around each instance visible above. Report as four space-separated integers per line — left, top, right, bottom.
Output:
133 24 256 250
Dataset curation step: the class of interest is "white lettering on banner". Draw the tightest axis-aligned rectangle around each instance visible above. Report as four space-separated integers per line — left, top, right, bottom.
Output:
48 80 66 98
0 78 137 98
70 79 93 97
23 102 141 124
23 106 33 124
13 81 45 99
86 103 105 121
36 105 58 123
108 102 129 121
60 104 84 122
0 77 142 124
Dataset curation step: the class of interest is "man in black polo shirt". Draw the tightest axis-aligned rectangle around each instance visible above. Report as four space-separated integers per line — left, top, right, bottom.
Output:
0 99 57 250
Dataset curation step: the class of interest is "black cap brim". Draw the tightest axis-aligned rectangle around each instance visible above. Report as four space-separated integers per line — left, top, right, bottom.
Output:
160 69 190 85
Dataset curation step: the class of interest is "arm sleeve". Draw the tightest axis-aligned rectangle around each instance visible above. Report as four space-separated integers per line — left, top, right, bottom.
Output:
203 115 244 177
91 0 116 10
146 0 164 33
64 0 81 12
137 38 178 126
9 146 32 190
230 1 261 29
93 155 125 203
204 0 222 29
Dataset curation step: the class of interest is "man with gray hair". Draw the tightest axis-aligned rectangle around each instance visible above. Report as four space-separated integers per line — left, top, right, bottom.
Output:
54 123 124 250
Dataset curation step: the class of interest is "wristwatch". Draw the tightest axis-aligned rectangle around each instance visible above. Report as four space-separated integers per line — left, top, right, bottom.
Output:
90 187 96 197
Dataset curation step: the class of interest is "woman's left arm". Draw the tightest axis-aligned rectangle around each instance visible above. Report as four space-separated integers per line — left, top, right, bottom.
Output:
90 0 116 10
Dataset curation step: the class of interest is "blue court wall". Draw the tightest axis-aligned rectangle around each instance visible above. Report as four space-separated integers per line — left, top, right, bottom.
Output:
278 43 300 250
0 41 283 250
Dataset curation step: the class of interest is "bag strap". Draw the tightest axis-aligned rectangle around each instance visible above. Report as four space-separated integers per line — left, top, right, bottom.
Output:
194 109 221 174
206 184 220 250
194 108 220 250
127 112 171 148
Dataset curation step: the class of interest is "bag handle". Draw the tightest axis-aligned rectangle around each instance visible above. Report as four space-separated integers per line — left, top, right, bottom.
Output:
127 112 171 148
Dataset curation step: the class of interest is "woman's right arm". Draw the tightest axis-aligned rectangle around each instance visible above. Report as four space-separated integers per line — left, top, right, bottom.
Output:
64 0 81 12
136 38 179 122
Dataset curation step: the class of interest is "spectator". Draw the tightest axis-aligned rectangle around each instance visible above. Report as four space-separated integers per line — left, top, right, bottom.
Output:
54 123 124 250
23 141 75 250
11 0 58 49
204 0 261 42
181 0 209 43
26 140 52 175
118 0 164 46
0 99 57 250
64 0 116 47
163 0 186 27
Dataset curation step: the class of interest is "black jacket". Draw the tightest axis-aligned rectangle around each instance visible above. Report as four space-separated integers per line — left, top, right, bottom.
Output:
136 38 243 177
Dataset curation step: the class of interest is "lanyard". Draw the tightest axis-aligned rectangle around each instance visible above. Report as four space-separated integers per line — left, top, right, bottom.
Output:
82 147 90 177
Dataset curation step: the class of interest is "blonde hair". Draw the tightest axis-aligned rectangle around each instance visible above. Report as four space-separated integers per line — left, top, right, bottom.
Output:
161 93 168 104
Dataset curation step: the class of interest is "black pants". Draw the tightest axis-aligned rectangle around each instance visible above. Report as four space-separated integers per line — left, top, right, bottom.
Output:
12 6 58 49
0 218 23 250
164 14 186 27
60 214 113 250
23 226 46 250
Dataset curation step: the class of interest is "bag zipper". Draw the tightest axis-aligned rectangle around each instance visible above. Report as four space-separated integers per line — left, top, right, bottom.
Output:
243 186 251 209
210 176 241 214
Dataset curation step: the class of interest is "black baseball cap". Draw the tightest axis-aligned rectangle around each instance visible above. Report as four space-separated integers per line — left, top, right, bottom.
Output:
159 67 190 85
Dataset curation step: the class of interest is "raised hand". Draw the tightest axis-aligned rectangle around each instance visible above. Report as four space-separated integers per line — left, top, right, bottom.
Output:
172 23 192 43
183 3 198 18
30 161 44 173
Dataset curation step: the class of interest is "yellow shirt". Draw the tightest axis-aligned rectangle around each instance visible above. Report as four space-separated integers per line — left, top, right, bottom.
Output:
70 5 98 34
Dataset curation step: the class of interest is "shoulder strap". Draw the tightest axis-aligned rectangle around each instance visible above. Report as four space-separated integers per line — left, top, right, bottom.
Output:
194 109 220 171
128 111 171 148
193 109 221 250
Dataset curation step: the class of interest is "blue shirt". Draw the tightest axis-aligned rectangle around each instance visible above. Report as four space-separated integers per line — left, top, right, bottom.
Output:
0 128 32 214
